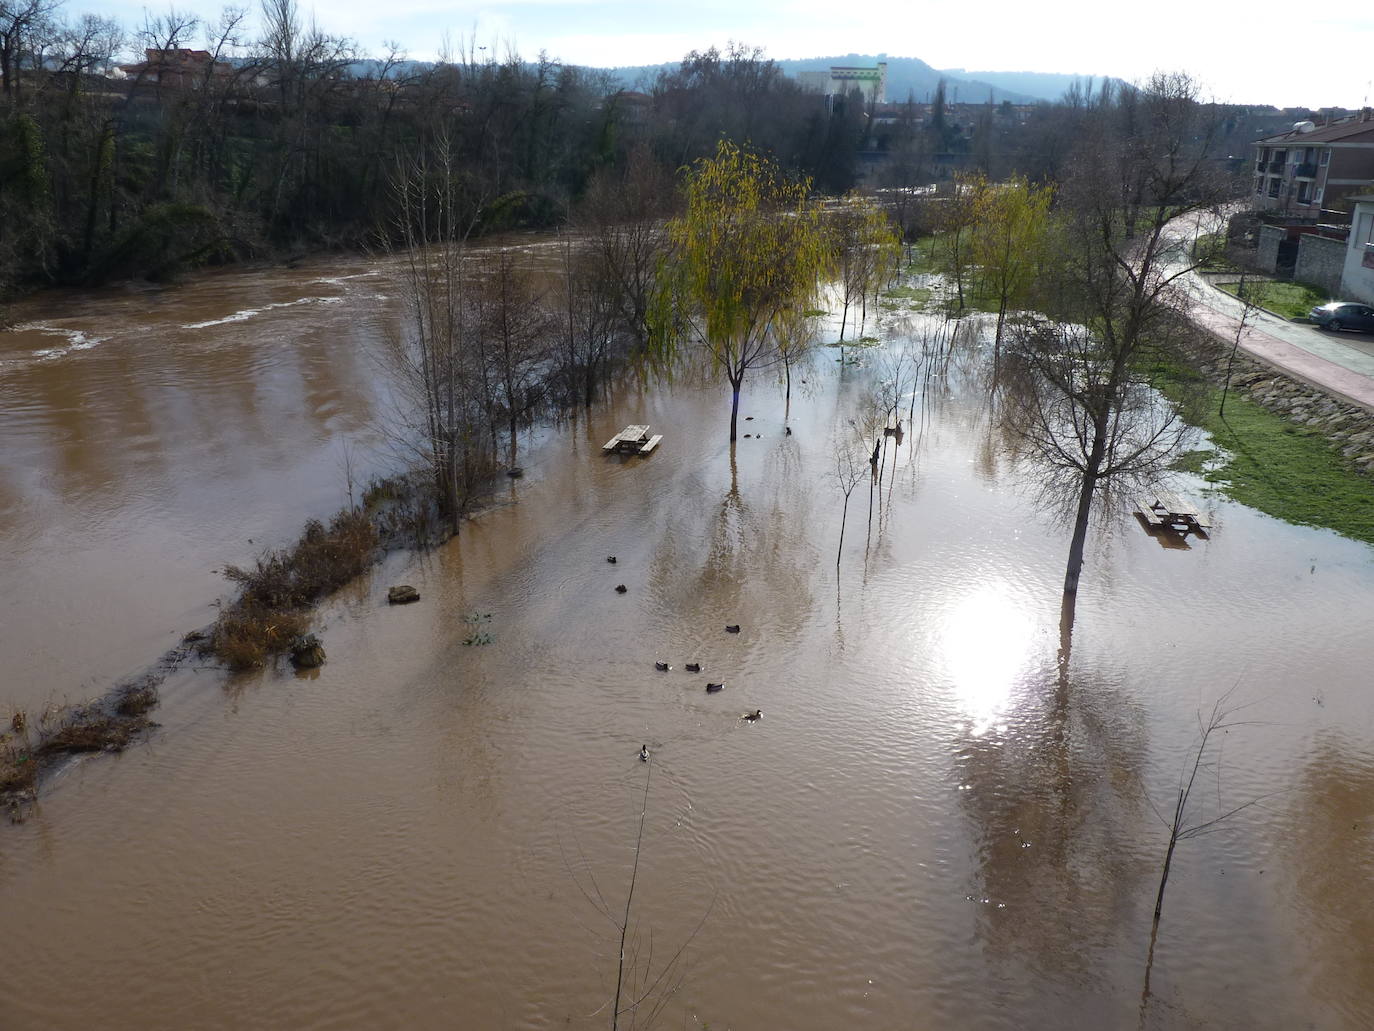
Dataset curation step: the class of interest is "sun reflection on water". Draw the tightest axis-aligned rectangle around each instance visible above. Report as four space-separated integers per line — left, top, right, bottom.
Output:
938 583 1037 733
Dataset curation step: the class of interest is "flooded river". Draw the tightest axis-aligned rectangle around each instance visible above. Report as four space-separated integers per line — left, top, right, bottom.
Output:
2 253 1374 1028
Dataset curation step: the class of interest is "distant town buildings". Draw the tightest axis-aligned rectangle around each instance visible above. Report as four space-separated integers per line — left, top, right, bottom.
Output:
798 63 887 104
1243 110 1374 300
1251 112 1374 221
118 49 235 90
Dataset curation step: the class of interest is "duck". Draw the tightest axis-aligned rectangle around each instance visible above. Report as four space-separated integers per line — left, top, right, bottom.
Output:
607 556 617 564
725 624 741 634
655 661 671 672
639 744 650 761
706 682 725 693
615 584 628 593
685 662 701 673
741 709 762 721
745 416 754 421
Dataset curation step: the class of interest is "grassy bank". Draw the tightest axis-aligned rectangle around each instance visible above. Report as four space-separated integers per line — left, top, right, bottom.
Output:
1155 362 1374 544
1215 279 1328 321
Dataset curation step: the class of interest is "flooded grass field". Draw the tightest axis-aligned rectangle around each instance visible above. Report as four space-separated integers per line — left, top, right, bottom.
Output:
2 253 1373 1028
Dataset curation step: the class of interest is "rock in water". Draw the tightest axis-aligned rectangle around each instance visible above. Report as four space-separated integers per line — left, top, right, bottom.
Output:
388 585 420 605
290 634 326 669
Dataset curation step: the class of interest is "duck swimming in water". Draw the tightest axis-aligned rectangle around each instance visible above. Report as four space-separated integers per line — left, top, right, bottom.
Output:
725 624 741 634
655 661 671 672
741 709 762 721
639 744 650 761
685 662 701 673
615 584 627 593
607 556 617 564
706 682 725 693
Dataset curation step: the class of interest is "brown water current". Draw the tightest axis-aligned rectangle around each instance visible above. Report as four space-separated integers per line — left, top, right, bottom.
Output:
3 254 1374 1029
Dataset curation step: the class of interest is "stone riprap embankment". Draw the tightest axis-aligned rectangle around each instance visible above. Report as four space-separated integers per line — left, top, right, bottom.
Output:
1194 348 1374 476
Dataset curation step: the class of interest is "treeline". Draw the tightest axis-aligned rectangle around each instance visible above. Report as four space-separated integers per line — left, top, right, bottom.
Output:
0 0 878 296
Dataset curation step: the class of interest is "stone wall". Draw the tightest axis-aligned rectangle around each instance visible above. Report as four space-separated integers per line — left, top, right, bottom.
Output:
1294 234 1347 295
1194 346 1374 476
1256 225 1284 273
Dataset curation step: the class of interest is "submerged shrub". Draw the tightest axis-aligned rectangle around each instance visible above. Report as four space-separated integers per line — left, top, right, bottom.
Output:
211 508 378 670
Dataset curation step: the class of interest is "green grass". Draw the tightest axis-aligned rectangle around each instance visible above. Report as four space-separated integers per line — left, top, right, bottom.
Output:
1155 368 1374 544
881 284 933 308
1170 449 1212 475
1216 279 1328 321
904 235 941 275
1190 232 1242 272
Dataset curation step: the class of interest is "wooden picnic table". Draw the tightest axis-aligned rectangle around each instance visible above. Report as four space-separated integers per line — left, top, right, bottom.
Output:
602 424 663 455
1135 492 1211 532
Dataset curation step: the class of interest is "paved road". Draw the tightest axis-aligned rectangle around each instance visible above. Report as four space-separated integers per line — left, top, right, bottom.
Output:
1165 214 1374 411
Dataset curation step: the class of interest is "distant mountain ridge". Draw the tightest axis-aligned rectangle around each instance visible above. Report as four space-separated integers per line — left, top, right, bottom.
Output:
600 53 1118 105
939 68 1128 103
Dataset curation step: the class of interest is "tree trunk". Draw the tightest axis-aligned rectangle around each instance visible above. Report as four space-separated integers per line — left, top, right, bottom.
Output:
837 494 850 567
729 377 742 441
1062 458 1101 597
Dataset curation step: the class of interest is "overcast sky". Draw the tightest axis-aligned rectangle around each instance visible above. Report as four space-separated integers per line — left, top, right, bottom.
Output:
100 0 1372 109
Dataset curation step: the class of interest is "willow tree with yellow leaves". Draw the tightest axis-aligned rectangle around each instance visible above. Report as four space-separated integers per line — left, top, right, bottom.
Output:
970 174 1055 375
833 192 902 340
666 140 830 441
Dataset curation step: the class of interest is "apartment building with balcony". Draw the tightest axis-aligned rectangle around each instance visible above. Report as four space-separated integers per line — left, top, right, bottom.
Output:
1252 113 1374 221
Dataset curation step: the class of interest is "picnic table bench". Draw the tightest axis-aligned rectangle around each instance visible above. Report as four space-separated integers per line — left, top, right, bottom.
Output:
1135 491 1211 533
602 424 663 455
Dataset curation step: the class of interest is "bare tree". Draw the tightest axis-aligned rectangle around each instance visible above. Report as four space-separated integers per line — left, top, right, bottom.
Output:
477 249 552 464
999 74 1232 657
833 424 867 568
1219 270 1261 419
0 0 62 106
1139 692 1270 1023
389 140 494 534
578 143 674 350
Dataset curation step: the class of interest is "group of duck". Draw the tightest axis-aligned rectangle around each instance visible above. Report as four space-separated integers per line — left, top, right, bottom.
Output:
609 554 762 763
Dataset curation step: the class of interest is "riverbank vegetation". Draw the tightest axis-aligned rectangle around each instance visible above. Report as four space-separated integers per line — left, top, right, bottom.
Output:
209 507 379 670
1151 356 1374 544
1216 279 1327 321
2 676 158 818
0 0 1289 300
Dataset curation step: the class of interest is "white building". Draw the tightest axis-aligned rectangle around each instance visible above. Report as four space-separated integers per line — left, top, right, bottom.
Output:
798 63 887 104
1340 194 1374 303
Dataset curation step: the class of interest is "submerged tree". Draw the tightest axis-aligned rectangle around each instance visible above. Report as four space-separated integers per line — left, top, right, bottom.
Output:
665 139 830 440
998 73 1230 644
934 170 985 311
389 141 495 534
970 173 1054 374
831 191 901 340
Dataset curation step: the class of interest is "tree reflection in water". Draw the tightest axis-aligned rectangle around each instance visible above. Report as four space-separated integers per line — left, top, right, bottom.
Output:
953 658 1152 1019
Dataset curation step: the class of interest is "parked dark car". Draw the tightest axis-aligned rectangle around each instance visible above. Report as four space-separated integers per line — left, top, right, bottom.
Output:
1309 301 1374 333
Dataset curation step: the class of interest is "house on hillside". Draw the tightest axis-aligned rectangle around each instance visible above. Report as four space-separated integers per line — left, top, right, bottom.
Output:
1252 113 1374 221
119 49 234 90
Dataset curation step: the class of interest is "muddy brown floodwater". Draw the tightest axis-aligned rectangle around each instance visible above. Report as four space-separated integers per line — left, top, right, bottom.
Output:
2 252 1374 1029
